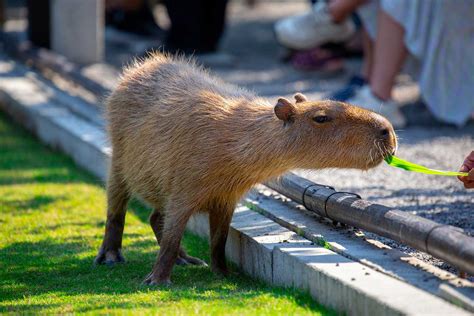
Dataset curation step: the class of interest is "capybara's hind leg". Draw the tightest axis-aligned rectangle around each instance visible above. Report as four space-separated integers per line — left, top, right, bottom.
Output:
209 204 235 275
149 208 207 266
144 202 195 285
95 164 130 265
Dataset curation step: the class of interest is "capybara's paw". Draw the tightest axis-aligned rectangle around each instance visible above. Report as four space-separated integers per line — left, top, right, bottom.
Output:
94 248 125 266
178 254 208 266
143 272 172 286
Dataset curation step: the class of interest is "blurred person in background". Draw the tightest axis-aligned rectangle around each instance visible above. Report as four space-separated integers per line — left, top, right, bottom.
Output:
106 0 163 37
275 0 474 128
26 0 229 59
163 0 229 55
107 0 229 56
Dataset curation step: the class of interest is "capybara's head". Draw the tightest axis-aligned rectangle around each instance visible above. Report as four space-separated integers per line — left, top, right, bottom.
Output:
274 93 397 170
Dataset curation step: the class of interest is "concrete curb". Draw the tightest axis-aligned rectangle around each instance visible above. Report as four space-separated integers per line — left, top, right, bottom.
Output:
245 186 474 305
0 54 469 315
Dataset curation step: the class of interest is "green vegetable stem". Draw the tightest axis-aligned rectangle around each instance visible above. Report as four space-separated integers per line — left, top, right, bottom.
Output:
385 155 469 177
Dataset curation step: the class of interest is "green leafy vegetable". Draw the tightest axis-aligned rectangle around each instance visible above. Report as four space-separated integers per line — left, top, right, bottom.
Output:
385 155 468 177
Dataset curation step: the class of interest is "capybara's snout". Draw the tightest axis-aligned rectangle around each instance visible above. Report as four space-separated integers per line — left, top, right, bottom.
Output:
371 112 398 156
360 110 398 169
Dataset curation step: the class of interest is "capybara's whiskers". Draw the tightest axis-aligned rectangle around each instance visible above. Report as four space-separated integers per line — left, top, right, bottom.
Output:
367 139 377 169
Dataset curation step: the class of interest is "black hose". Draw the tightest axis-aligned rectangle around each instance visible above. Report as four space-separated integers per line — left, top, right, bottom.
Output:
266 172 474 275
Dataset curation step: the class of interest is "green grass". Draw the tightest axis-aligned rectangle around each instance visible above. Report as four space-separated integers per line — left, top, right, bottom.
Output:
0 111 335 315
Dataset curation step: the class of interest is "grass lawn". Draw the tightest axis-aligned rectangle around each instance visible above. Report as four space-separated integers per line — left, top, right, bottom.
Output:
0 111 335 315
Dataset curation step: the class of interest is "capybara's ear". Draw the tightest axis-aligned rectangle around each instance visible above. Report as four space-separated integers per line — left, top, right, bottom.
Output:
294 93 307 103
274 97 296 122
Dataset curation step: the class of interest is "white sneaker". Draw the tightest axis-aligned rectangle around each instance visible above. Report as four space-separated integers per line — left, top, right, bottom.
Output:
345 86 407 128
274 2 355 50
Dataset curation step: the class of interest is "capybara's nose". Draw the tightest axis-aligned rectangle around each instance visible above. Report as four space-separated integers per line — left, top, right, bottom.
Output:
371 112 397 152
371 113 394 137
380 127 396 144
380 128 390 138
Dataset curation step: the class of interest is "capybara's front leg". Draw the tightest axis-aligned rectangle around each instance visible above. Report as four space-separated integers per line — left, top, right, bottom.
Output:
95 163 130 266
149 208 207 266
144 203 194 285
209 203 235 275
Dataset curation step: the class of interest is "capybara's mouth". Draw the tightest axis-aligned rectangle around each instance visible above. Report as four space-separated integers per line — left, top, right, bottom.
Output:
365 142 396 169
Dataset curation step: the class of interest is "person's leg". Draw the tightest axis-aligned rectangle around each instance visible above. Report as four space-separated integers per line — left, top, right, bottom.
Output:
360 26 373 80
106 0 162 37
27 0 51 48
369 9 407 101
342 6 407 128
202 0 229 53
0 0 5 27
164 0 206 53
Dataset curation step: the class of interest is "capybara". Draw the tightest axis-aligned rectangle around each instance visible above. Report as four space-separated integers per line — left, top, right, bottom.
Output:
95 53 397 285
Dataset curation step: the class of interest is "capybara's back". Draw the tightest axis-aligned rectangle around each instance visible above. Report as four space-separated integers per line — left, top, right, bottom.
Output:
96 53 397 285
106 54 262 206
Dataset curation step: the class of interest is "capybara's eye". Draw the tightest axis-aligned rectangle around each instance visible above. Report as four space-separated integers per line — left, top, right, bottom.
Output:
313 115 330 123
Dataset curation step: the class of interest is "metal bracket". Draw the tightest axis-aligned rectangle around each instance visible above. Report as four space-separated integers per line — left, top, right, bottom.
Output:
301 183 335 211
323 191 361 219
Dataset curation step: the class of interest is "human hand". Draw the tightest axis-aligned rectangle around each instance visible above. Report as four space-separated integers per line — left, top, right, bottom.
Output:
458 151 474 189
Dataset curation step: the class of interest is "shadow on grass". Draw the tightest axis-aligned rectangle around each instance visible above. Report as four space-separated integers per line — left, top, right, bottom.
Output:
1 195 66 213
0 238 327 314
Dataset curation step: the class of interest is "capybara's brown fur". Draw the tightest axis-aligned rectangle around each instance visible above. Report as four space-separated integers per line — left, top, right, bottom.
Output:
95 53 397 284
